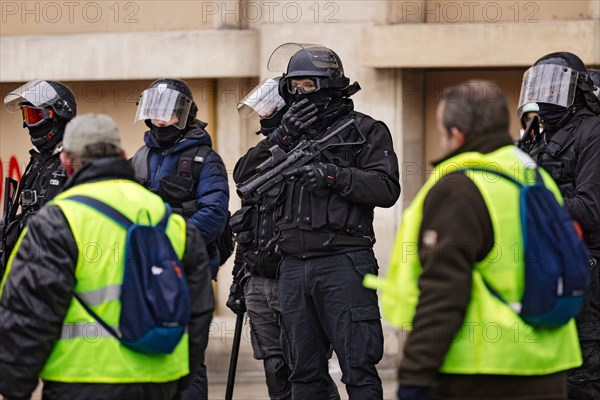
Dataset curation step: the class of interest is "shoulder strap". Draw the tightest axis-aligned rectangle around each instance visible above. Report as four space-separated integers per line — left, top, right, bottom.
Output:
544 115 600 158
175 145 212 185
63 195 171 231
131 146 151 186
63 194 172 343
456 167 546 187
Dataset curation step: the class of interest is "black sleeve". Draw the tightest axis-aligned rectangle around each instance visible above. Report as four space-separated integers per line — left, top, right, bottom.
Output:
398 173 493 387
233 139 273 184
564 120 600 237
333 121 401 208
0 206 78 399
177 222 214 393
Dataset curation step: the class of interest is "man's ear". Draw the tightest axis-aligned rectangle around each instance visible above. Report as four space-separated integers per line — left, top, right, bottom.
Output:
60 152 76 176
59 151 69 168
449 127 466 146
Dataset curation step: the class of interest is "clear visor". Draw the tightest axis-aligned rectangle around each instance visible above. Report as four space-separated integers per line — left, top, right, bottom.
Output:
237 78 286 119
267 42 340 73
4 79 59 112
134 87 192 129
517 64 578 116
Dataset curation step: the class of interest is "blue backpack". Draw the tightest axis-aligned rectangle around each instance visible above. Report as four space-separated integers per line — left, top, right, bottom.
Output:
65 195 191 354
464 167 591 328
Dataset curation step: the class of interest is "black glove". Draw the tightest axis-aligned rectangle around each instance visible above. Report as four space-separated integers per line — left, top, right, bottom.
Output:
283 162 338 191
226 278 246 315
226 261 248 315
397 386 431 400
270 99 318 148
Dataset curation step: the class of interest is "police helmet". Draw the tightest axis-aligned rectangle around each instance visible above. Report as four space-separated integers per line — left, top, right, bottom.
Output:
517 52 598 116
134 78 198 130
4 80 76 128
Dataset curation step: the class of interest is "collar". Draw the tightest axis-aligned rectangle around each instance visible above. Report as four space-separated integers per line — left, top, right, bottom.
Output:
432 132 513 167
62 157 135 191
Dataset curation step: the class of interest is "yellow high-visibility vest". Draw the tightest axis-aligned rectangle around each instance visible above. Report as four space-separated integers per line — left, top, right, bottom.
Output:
365 146 581 375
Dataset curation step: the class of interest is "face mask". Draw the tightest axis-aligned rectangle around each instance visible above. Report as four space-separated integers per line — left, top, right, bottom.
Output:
28 119 61 152
538 103 573 132
150 124 184 148
294 90 333 112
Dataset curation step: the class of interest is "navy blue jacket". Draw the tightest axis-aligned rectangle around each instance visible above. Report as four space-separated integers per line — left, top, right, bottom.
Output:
135 124 229 274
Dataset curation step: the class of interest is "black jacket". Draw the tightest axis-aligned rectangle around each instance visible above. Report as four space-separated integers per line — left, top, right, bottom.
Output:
0 157 214 400
528 108 600 257
1 147 67 267
235 106 400 258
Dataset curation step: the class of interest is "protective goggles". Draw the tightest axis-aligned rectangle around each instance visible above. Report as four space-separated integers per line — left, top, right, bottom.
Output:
21 105 54 127
287 78 320 95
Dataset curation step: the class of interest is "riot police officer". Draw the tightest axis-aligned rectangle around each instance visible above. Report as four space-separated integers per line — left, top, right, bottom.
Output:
250 43 400 399
517 52 600 400
130 78 228 400
229 77 340 400
1 80 76 273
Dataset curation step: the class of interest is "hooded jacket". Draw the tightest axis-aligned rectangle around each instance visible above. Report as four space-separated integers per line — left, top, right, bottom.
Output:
132 122 230 274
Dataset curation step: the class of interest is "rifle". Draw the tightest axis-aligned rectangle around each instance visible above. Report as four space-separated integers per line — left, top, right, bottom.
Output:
1 177 18 276
236 119 365 199
225 312 244 400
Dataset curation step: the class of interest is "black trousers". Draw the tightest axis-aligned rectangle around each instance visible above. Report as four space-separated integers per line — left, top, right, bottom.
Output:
567 257 600 400
278 250 383 400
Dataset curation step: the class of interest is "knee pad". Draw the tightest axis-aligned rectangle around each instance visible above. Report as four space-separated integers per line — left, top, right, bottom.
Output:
264 356 291 399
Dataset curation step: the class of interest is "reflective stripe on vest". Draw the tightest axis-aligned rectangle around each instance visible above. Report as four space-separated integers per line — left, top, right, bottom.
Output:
76 284 121 306
39 180 189 383
61 322 119 340
372 146 581 375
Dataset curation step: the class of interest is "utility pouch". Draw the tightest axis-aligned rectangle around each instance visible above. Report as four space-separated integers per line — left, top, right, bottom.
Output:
159 175 195 201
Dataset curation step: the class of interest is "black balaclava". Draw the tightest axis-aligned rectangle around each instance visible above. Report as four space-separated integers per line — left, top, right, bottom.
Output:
538 94 586 133
147 120 184 148
28 119 65 153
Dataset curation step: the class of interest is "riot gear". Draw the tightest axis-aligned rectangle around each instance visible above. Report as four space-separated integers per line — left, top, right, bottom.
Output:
134 78 197 131
518 53 600 399
518 52 600 126
238 77 286 120
4 80 76 151
1 80 75 273
267 43 359 108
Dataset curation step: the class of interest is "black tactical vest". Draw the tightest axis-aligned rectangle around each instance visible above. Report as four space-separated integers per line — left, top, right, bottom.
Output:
275 112 378 256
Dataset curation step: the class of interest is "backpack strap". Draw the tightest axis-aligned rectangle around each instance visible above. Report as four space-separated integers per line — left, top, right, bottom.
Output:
173 145 212 217
63 195 171 231
62 194 173 342
175 145 212 182
455 167 546 188
455 166 543 314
